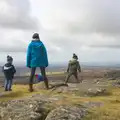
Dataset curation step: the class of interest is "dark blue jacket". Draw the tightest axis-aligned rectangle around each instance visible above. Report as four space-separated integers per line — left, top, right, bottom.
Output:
3 63 16 80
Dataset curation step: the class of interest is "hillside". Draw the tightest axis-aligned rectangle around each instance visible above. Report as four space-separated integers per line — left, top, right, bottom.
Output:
0 74 120 120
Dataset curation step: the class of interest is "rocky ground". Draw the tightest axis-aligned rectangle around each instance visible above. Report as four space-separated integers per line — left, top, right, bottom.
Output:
0 70 120 120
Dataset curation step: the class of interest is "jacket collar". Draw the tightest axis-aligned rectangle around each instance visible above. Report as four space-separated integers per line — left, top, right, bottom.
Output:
32 39 40 42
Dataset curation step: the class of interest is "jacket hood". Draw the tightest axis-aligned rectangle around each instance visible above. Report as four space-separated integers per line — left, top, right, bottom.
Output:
69 58 78 64
32 39 40 42
31 40 43 48
5 63 12 67
27 39 48 67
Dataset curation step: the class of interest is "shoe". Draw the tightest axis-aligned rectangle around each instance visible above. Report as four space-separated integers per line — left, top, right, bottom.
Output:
5 89 8 91
28 88 34 92
64 83 68 86
9 89 12 91
29 84 34 92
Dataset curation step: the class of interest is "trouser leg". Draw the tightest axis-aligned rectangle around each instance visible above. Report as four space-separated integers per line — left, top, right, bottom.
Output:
65 73 72 84
29 67 36 92
73 73 79 83
5 79 9 91
8 79 12 90
40 67 49 89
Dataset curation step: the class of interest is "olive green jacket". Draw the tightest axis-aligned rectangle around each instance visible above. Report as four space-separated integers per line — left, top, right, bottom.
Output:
67 58 81 73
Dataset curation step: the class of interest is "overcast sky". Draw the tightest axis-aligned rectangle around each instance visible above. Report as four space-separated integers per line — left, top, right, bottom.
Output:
0 0 120 65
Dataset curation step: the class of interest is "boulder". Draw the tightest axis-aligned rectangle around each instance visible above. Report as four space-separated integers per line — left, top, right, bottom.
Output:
83 101 103 108
0 96 88 120
0 98 52 120
45 106 87 120
85 88 108 96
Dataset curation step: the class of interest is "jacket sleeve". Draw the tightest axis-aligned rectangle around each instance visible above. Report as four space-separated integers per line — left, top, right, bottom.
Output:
42 44 49 67
12 65 16 74
77 62 81 72
2 66 4 72
26 44 32 67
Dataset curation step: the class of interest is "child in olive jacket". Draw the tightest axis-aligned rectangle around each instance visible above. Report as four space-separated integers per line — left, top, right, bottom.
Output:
65 54 81 84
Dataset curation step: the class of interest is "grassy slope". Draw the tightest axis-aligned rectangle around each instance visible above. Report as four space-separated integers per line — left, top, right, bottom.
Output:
0 82 120 120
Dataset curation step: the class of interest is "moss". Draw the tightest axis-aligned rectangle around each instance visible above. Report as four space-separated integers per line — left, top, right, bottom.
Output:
83 103 120 120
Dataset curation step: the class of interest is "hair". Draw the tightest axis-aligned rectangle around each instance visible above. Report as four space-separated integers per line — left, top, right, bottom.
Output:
73 53 78 60
32 33 40 39
7 55 13 62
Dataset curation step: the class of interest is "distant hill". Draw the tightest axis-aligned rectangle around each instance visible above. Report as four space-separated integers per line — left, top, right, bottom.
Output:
0 62 120 76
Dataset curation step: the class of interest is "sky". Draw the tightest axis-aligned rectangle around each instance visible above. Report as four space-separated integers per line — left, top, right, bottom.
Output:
0 0 120 65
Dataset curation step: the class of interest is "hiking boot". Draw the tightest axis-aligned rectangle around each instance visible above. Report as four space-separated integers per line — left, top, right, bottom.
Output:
44 78 49 90
9 89 12 91
29 84 34 92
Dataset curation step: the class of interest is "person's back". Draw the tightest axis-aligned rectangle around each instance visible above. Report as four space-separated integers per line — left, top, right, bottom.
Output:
65 54 81 84
3 63 16 80
27 40 48 68
68 58 81 74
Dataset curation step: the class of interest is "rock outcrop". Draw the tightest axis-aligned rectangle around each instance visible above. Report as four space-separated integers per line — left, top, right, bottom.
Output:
0 94 87 120
46 106 87 120
85 88 108 97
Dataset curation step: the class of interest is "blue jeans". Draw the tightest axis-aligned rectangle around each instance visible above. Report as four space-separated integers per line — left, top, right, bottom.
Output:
5 79 13 90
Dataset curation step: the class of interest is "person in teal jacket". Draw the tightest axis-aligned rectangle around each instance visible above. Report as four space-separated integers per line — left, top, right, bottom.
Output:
27 33 49 92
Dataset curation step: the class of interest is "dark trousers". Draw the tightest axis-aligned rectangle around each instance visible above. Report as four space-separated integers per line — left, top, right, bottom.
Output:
65 72 79 84
29 67 49 89
5 79 12 90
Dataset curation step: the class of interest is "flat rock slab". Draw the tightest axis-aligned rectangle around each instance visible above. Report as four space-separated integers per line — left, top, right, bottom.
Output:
83 101 104 108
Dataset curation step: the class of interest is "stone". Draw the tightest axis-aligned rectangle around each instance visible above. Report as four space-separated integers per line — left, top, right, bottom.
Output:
45 106 87 120
85 88 107 96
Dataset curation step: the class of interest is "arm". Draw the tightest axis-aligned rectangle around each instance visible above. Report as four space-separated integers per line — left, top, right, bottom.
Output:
26 44 32 68
42 44 49 67
12 65 16 74
77 62 81 72
2 66 4 72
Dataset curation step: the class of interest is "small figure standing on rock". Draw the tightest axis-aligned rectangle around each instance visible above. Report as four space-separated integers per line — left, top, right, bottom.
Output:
2 56 16 91
65 53 82 84
27 33 49 92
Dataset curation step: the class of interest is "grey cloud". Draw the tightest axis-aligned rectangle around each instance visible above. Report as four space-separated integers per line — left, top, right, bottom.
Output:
0 0 38 30
61 0 120 35
0 46 26 52
0 38 28 52
90 45 120 49
0 44 27 52
1 0 120 63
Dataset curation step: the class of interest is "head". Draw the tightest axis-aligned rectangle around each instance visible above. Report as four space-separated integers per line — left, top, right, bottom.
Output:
73 53 78 60
32 33 40 40
7 55 13 64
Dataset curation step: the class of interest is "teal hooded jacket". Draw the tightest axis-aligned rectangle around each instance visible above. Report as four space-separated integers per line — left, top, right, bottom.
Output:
26 40 48 68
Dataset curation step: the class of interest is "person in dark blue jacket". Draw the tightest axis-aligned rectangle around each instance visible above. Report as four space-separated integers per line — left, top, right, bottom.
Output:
2 56 16 91
27 33 49 92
